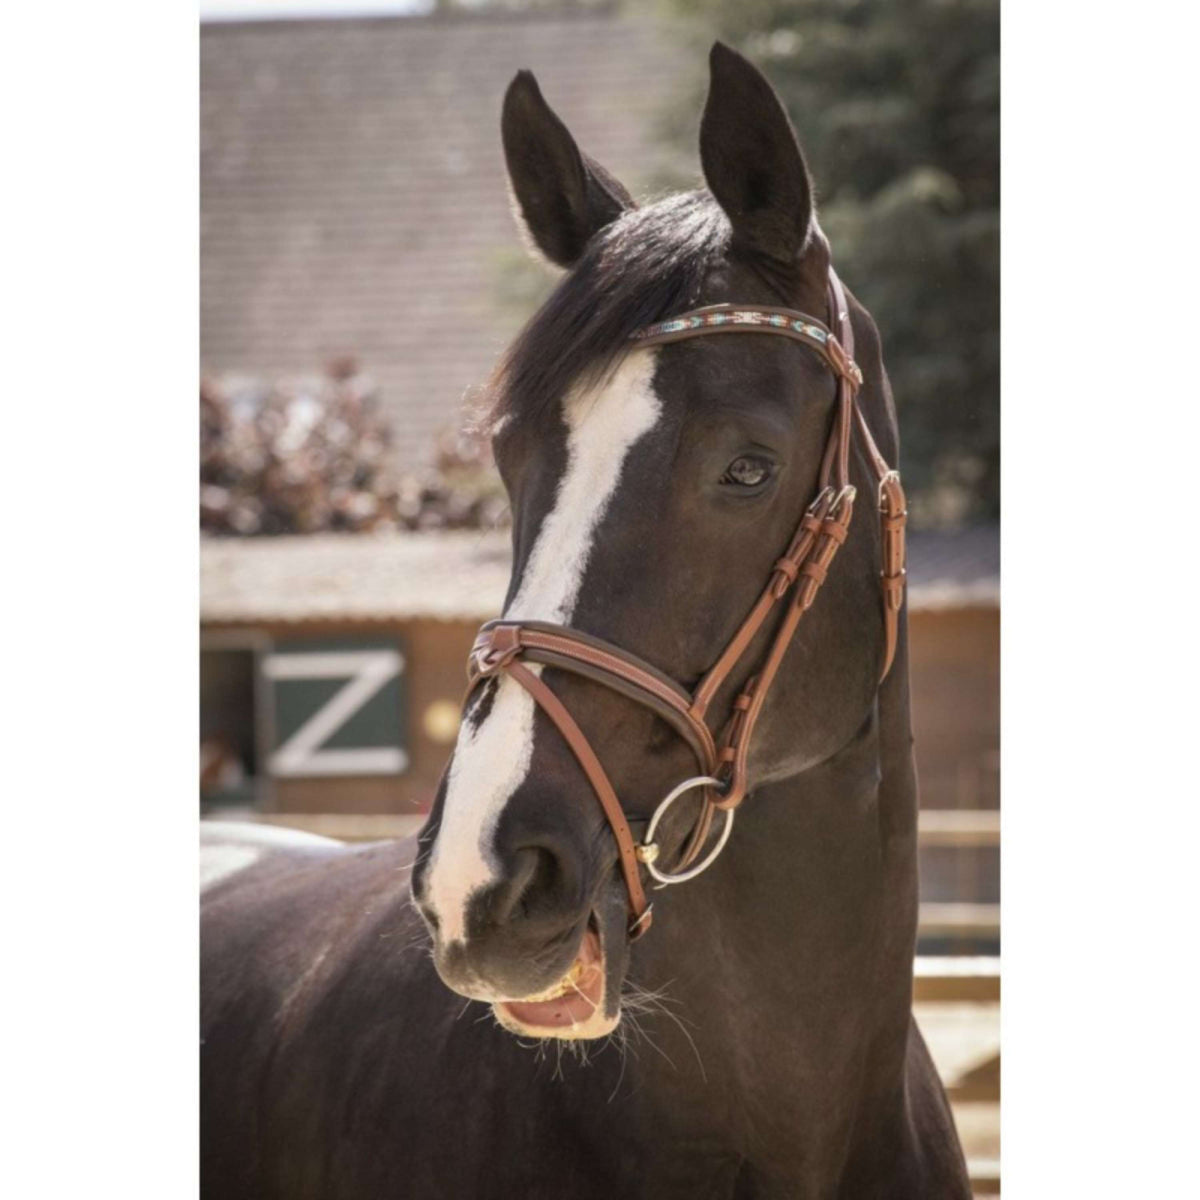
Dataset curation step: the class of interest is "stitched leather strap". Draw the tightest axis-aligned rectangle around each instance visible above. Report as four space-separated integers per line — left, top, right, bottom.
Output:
499 660 653 939
633 303 863 390
470 621 719 774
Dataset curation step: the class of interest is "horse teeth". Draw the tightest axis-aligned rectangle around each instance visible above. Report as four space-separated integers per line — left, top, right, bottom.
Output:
519 957 585 1003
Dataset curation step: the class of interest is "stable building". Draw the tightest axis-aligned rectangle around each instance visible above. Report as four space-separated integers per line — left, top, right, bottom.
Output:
200 525 998 833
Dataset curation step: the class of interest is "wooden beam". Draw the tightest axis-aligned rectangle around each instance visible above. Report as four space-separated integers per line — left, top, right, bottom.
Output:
918 809 1000 846
913 956 1000 1003
919 903 1001 938
220 810 1001 849
214 812 425 842
947 1051 1000 1103
968 1157 1001 1194
213 813 1001 944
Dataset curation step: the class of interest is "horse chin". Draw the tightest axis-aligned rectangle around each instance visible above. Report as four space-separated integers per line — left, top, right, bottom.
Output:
492 906 627 1041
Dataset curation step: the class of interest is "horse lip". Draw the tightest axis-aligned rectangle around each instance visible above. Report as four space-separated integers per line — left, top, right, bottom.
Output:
491 911 620 1038
503 914 601 1001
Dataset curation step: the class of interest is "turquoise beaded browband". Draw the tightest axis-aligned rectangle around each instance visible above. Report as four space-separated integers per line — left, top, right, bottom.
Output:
631 302 864 387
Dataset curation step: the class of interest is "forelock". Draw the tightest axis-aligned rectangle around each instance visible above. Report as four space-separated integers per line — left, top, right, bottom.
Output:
491 191 728 427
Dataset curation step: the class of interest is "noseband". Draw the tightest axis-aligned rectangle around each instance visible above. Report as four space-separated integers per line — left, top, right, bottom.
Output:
467 271 907 940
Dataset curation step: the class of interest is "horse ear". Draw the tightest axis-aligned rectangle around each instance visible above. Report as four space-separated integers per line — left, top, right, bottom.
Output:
501 70 635 269
700 42 815 268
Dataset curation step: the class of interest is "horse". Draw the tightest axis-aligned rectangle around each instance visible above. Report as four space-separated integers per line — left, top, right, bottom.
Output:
201 43 972 1199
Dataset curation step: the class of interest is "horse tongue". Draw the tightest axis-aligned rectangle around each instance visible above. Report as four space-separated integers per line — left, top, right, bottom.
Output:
500 928 603 1030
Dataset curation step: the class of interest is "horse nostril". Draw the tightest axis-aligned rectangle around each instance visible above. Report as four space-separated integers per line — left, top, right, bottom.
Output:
488 845 561 926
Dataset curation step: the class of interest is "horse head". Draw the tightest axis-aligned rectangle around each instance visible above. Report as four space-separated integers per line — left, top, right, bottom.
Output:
412 43 893 1041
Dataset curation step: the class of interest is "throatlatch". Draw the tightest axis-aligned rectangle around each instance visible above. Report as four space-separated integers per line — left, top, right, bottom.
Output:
467 271 907 940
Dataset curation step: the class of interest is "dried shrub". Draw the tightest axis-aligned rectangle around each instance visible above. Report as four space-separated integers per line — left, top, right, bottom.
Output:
200 362 509 535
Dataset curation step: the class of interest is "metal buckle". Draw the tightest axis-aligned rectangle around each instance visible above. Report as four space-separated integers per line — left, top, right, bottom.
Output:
830 484 857 516
825 336 863 387
806 485 836 516
638 775 734 887
877 470 903 512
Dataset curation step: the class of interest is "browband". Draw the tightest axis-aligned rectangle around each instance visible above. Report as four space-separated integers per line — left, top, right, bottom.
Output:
632 303 864 388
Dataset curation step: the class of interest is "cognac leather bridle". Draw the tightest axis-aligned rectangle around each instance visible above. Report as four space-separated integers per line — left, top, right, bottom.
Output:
467 270 907 940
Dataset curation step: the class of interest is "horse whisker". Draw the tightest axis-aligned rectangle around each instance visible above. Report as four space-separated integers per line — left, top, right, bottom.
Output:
620 978 706 1081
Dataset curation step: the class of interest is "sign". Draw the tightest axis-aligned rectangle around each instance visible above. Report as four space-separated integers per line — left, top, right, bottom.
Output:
263 640 407 777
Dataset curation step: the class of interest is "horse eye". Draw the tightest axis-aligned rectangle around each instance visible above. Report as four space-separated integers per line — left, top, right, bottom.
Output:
720 455 774 488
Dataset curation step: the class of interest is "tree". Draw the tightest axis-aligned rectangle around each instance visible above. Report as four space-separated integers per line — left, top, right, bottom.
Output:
650 0 999 525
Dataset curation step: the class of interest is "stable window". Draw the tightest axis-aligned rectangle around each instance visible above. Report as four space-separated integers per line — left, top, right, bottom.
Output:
264 640 408 778
200 632 410 815
201 641 262 810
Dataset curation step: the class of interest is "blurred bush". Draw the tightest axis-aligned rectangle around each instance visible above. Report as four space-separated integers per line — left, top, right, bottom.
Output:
200 361 507 536
651 0 999 526
200 0 996 534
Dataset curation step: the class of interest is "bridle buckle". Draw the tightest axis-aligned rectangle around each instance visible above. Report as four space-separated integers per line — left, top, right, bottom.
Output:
878 470 902 510
468 624 523 678
830 484 857 516
807 484 837 517
824 335 863 388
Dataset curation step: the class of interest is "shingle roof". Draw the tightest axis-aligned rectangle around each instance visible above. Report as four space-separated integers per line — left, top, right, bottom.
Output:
201 529 513 623
200 526 998 624
201 11 688 468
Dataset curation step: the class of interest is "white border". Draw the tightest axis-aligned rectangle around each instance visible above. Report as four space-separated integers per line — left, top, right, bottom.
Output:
3 3 1198 1195
201 0 429 22
1003 2 1197 1192
4 2 198 1194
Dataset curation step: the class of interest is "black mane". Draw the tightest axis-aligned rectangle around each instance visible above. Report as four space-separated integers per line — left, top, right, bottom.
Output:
492 191 728 425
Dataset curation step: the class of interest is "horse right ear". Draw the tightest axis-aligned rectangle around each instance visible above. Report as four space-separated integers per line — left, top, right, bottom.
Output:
501 70 634 269
700 42 815 269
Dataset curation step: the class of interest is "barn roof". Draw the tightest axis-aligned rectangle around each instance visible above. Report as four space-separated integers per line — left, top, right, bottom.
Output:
201 9 688 468
200 525 998 625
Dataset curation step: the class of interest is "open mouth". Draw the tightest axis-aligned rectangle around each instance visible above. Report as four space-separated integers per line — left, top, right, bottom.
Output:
493 917 614 1039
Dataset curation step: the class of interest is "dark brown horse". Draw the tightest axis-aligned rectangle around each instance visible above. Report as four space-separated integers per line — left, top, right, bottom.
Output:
202 44 971 1199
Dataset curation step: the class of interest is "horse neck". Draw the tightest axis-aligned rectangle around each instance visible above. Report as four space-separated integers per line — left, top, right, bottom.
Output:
629 631 919 1108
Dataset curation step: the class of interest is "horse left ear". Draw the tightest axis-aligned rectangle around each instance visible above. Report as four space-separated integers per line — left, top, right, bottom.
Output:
700 42 815 268
501 70 635 269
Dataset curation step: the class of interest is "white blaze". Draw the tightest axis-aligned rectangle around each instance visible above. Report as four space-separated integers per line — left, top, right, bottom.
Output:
424 350 661 943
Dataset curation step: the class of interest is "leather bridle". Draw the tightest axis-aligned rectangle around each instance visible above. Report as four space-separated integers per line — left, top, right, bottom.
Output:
467 270 907 940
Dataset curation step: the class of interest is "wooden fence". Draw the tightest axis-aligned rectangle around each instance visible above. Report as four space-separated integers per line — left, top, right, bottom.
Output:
226 809 1001 939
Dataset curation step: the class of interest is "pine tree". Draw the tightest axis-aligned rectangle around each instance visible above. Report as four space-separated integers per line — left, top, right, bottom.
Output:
652 0 999 525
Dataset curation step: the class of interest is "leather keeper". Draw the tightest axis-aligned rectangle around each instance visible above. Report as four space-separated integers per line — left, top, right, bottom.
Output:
772 557 801 585
882 571 906 610
800 559 829 586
